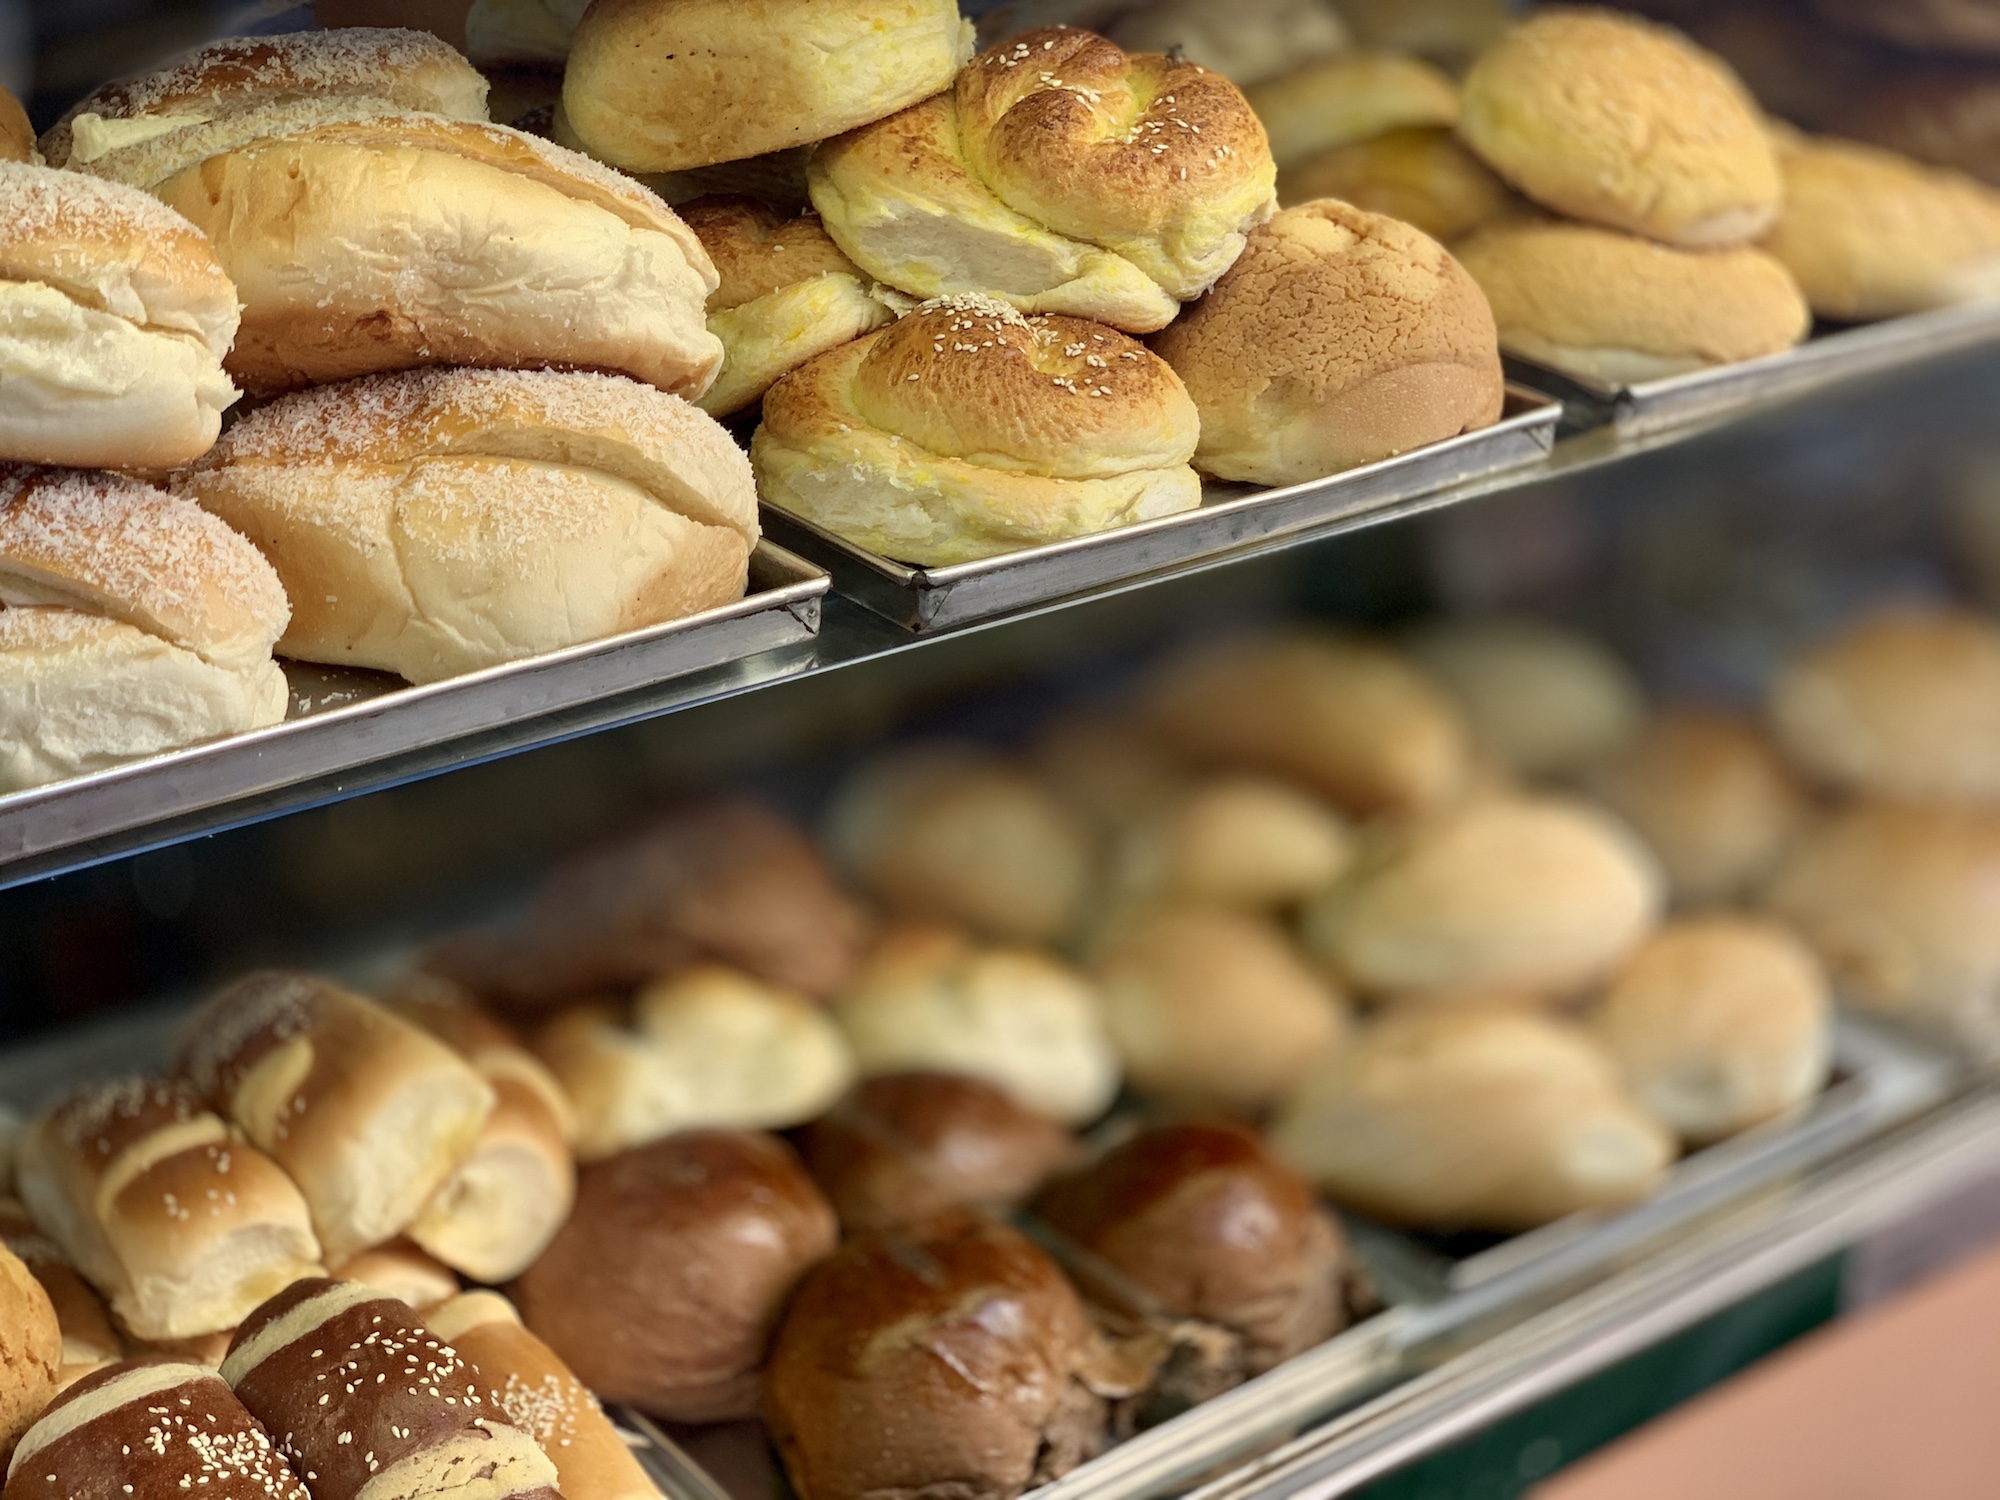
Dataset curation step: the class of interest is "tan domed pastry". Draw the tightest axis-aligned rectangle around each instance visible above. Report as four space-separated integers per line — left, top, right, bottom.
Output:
1109 774 1356 910
1107 0 1349 87
752 294 1200 565
1455 218 1810 385
809 28 1276 333
1459 8 1781 246
1246 53 1461 170
1277 127 1520 242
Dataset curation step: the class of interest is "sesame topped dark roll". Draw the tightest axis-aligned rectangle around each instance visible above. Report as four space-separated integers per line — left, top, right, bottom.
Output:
221 1280 561 1500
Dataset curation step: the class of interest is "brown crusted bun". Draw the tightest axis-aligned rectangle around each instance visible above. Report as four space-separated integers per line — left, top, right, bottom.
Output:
329 1241 459 1311
1459 8 1780 246
1152 200 1503 486
510 1130 836 1421
1277 127 1520 242
174 368 755 685
222 1279 559 1500
753 294 1201 565
797 1072 1075 1234
0 1243 58 1465
1772 609 2000 805
764 1213 1111 1500
0 1199 120 1381
1107 0 1349 88
176 971 496 1265
1108 774 1355 911
680 197 895 418
0 466 290 792
1246 53 1462 170
1455 218 1810 386
0 89 31 164
4 1361 304 1500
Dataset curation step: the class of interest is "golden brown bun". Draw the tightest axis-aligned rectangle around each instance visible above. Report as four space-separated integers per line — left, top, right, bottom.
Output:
1304 793 1664 1000
1106 0 1349 87
797 1071 1075 1234
0 1199 121 1375
0 1243 60 1465
1765 800 2000 1041
691 196 877 313
1772 608 2000 805
562 0 972 173
1246 53 1461 170
1843 65 2000 187
510 1130 836 1422
1142 631 1473 816
1582 709 1809 906
1460 8 1780 246
765 1213 1109 1500
1277 127 1520 242
1271 1011 1675 1231
1811 0 2000 57
1093 905 1349 1110
0 89 31 164
328 1240 460 1310
1152 200 1504 486
753 294 1202 565
834 924 1121 1126
175 368 754 685
425 796 869 1010
1454 217 1810 385
1108 774 1355 910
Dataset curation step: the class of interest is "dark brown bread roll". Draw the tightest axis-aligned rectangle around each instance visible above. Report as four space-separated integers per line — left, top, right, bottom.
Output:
221 1279 559 1500
796 1072 1074 1234
510 1131 836 1421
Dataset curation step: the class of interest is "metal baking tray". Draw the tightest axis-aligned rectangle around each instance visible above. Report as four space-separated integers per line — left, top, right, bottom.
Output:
1509 301 2000 442
759 388 1560 633
0 542 828 891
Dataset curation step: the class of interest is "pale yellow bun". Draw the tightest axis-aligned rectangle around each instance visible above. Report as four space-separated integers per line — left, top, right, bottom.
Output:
1460 8 1781 246
1152 200 1503 486
1107 0 1349 87
1582 708 1810 906
1109 774 1355 910
681 197 896 418
1246 53 1461 170
1303 793 1664 999
562 0 973 173
1271 1010 1675 1231
0 88 33 164
1843 67 2000 188
1811 0 2000 58
1763 133 2000 321
465 0 592 68
175 368 755 686
752 294 1201 565
1771 607 2000 805
1455 217 1810 385
1277 126 1520 242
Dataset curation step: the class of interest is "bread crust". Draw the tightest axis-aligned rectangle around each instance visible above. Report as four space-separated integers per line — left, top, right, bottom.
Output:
0 1243 59 1468
0 89 32 164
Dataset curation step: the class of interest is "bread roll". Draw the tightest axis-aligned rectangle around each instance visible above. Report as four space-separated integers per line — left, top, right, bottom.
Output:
765 1213 1111 1500
0 89 32 165
681 197 897 418
329 1241 459 1311
1582 708 1809 906
1152 200 1503 486
834 924 1121 1125
1110 774 1355 910
428 1291 664 1500
176 971 496 1265
119 1329 233 1371
222 1279 559 1500
753 294 1201 565
15 1079 322 1342
1277 127 1519 241
1106 0 1348 87
4 1361 304 1500
0 1200 119 1383
1459 9 1780 246
1455 217 1810 385
174 367 756 685
1246 53 1461 170
0 466 290 792
824 741 1094 942
1304 794 1664 1000
0 1242 58 1466
510 1130 836 1421
808 29 1275 332
1771 608 2000 805
1271 1011 1675 1230
1142 631 1473 815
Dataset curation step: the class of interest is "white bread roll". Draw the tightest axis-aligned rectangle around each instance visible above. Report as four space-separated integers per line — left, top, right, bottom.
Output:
14 1079 322 1341
1110 774 1355 910
176 972 496 1265
1108 0 1349 87
1246 53 1461 170
174 368 756 685
0 465 290 792
753 294 1200 565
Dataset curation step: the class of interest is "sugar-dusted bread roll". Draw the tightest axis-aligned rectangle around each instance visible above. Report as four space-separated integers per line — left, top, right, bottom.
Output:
329 1240 459 1311
682 197 897 418
1153 200 1503 485
1460 8 1780 246
753 294 1201 565
1271 1011 1676 1231
1143 631 1473 815
1277 127 1520 242
4 1361 305 1500
0 1242 59 1466
1109 775 1355 910
222 1279 560 1500
0 1199 119 1385
1455 218 1810 385
1771 608 2000 806
0 466 290 792
175 368 756 685
1246 53 1461 170
15 1079 322 1341
176 972 496 1265
834 924 1121 1125
809 29 1275 332
1107 0 1349 87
